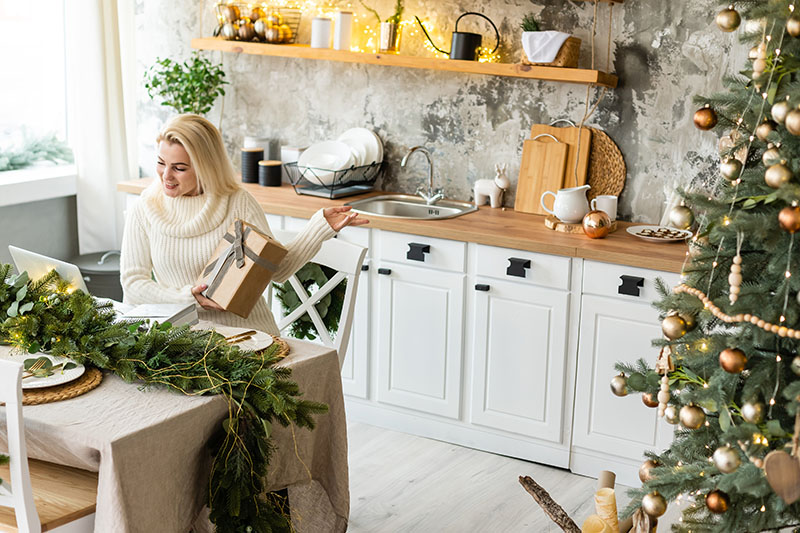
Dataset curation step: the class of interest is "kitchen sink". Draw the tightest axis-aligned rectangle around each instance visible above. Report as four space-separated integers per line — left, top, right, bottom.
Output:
344 194 478 220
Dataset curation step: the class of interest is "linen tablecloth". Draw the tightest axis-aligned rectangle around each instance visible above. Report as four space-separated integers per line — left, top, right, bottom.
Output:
0 337 348 533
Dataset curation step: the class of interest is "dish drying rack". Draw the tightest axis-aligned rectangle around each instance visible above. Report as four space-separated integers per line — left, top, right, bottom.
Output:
285 161 384 199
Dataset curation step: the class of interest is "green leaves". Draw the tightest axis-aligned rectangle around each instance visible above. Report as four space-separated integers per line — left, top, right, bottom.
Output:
143 51 227 115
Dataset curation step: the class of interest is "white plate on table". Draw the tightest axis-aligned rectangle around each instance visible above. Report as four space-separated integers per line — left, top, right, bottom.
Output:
210 325 274 353
298 141 355 187
626 225 692 243
0 352 85 389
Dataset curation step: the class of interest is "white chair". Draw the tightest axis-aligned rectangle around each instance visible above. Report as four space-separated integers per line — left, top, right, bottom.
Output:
268 230 367 369
0 359 97 533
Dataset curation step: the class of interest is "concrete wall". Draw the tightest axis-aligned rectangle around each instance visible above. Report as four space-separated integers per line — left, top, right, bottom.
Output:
135 0 746 222
0 196 79 269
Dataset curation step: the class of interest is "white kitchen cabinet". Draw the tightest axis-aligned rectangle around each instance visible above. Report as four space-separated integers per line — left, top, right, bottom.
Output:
570 260 681 486
469 277 570 444
375 260 466 419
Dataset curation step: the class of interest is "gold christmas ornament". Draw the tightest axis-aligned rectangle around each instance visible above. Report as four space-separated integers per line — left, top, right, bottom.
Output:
773 100 792 124
720 158 743 181
779 206 800 233
680 404 706 429
756 120 777 142
610 374 628 397
641 491 667 518
713 445 741 473
694 106 718 130
715 6 741 32
788 15 800 38
719 348 747 373
749 45 760 60
669 205 695 229
765 163 793 188
222 4 240 23
762 144 782 166
642 392 659 408
238 21 256 41
791 355 800 376
639 460 659 483
786 109 800 136
753 58 768 76
741 401 765 424
582 210 612 239
705 489 730 514
664 405 679 424
221 22 239 40
662 315 687 340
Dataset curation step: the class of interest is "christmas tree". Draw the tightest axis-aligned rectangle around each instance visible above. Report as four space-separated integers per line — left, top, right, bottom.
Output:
614 2 800 531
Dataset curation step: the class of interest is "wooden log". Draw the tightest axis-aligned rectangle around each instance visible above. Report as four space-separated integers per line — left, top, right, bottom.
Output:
518 475 581 533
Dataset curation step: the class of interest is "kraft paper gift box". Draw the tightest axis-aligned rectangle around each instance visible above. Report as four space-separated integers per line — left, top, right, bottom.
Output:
198 219 288 318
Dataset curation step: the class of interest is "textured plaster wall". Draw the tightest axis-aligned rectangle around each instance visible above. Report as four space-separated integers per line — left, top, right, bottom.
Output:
135 0 748 222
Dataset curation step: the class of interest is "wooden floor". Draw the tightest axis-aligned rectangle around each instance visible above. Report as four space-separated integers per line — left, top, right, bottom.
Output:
347 421 681 532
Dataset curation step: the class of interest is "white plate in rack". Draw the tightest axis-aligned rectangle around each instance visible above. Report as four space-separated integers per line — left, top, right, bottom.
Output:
298 141 355 186
0 353 86 390
337 128 383 165
626 225 692 243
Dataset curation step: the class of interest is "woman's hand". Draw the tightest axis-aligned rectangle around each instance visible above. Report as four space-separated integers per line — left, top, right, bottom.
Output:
191 284 225 311
323 205 369 232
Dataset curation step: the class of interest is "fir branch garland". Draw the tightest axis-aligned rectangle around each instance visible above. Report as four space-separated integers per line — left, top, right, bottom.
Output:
0 265 327 531
0 133 74 172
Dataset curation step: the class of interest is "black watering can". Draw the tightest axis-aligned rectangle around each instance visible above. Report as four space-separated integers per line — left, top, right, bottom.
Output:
415 12 500 61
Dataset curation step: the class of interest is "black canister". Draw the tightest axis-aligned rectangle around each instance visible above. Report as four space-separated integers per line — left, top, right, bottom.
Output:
258 160 283 187
241 148 264 183
70 251 123 300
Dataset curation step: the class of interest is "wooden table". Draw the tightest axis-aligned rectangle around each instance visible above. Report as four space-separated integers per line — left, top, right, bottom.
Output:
118 179 689 273
0 338 348 533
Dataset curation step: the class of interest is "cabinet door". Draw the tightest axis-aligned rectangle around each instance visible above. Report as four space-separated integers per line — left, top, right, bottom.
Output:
341 259 370 398
376 263 465 419
470 278 569 443
571 294 673 470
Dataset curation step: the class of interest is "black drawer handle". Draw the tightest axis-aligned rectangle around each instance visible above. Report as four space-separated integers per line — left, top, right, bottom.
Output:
475 284 490 292
407 242 431 261
361 264 370 271
378 268 392 275
619 275 645 297
506 258 531 278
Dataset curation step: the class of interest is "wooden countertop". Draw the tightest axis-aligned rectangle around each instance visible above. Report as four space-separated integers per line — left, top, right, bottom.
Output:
118 179 687 273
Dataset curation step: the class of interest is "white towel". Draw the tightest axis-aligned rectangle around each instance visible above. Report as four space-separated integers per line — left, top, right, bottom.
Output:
522 31 571 63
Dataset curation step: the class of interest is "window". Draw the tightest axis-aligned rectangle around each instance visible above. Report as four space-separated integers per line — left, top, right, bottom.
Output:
0 0 68 147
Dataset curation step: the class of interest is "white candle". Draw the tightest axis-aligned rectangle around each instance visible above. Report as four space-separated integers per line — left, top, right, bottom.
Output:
334 11 353 51
311 17 332 49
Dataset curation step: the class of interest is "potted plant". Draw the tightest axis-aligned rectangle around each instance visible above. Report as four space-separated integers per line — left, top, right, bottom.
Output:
360 0 404 53
143 51 228 121
520 13 580 68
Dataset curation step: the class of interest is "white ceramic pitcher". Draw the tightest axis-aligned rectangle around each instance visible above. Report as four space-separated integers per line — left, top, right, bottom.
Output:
540 184 591 223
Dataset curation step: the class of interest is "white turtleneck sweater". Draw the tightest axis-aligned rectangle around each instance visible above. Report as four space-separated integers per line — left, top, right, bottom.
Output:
120 183 337 335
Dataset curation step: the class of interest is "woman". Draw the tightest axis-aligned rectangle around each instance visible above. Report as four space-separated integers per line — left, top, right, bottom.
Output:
120 114 368 334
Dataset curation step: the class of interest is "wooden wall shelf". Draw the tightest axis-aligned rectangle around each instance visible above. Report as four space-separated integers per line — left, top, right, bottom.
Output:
191 37 618 89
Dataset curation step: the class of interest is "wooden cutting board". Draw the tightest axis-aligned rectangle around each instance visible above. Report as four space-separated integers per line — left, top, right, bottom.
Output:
514 137 569 215
530 124 592 189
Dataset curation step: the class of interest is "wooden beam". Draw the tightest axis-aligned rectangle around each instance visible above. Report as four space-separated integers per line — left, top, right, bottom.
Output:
191 38 618 89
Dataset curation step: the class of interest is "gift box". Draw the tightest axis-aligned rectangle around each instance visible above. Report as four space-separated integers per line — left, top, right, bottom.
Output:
198 219 288 318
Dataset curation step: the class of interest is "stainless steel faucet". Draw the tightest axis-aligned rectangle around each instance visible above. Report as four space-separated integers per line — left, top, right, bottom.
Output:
401 146 444 206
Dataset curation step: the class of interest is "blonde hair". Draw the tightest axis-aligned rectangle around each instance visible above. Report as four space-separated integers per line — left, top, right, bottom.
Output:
156 114 240 196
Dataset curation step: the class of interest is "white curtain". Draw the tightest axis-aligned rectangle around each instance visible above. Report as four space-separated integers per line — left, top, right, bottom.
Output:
65 0 137 254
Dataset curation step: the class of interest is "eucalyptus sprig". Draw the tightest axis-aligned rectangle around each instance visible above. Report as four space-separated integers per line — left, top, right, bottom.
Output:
359 0 403 24
144 51 227 116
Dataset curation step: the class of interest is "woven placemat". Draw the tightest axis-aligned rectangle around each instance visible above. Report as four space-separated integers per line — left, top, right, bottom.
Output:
22 367 103 406
587 127 626 202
